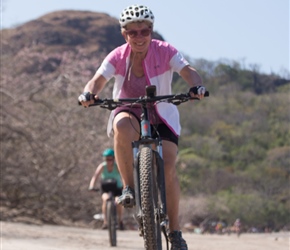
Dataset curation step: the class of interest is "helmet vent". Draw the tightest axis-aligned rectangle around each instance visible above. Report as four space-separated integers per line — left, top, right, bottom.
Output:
119 4 154 27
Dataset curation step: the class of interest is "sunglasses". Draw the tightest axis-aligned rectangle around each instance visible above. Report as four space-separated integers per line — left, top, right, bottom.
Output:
105 158 114 162
125 28 152 38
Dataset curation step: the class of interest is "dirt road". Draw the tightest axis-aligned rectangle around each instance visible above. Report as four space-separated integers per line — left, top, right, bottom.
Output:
1 221 289 250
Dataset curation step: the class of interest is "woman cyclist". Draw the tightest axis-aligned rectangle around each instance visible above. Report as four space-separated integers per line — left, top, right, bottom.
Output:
80 4 206 249
89 148 124 230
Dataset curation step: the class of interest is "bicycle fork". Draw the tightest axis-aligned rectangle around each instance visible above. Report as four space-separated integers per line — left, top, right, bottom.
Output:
132 141 142 234
154 143 170 249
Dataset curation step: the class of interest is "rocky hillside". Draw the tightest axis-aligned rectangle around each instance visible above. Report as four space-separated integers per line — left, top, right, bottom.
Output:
0 10 165 227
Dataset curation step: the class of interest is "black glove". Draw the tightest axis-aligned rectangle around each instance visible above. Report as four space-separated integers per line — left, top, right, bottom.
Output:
189 86 206 95
78 92 94 102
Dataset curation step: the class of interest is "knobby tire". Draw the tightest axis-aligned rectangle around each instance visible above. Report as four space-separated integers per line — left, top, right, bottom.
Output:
139 146 161 250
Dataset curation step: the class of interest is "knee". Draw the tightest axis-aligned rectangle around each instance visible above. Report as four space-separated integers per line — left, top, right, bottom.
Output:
113 116 139 139
102 193 109 201
114 118 131 135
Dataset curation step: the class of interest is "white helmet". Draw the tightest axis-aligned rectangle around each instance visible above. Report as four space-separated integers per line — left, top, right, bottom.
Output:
119 4 154 27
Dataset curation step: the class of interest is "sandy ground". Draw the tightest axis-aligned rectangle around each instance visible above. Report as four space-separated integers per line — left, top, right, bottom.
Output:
1 221 289 250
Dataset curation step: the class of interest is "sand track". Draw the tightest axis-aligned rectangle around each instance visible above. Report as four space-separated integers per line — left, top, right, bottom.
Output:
1 221 289 250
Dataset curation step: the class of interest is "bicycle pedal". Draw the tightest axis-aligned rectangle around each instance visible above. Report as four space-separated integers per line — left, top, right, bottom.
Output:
123 197 135 207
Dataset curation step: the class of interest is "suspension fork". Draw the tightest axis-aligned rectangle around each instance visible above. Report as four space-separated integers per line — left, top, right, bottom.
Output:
132 141 141 213
155 139 167 220
155 139 169 249
133 103 151 213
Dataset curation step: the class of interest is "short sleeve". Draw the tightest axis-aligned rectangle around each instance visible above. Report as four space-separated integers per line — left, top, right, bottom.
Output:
169 51 189 73
96 49 119 80
96 58 116 81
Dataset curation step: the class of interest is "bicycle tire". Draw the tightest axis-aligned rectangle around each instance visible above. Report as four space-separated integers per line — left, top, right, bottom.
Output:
139 146 161 250
107 200 117 247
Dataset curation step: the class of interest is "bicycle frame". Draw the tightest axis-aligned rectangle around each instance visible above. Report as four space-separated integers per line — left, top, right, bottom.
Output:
131 86 169 249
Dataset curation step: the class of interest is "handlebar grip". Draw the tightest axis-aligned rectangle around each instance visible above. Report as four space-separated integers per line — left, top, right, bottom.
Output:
78 96 103 106
189 87 209 97
187 90 209 98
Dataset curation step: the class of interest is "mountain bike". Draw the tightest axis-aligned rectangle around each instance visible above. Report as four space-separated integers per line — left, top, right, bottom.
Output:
91 178 118 247
85 86 209 250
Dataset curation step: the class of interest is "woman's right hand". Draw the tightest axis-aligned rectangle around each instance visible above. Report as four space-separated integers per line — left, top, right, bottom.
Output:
78 92 98 107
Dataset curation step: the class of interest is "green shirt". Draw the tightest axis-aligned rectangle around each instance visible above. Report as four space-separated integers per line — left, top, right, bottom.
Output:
101 162 122 188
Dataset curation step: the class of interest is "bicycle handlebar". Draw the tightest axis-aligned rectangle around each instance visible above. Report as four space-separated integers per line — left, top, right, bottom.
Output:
86 90 209 110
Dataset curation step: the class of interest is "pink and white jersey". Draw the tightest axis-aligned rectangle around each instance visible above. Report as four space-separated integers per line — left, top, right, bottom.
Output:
96 39 189 137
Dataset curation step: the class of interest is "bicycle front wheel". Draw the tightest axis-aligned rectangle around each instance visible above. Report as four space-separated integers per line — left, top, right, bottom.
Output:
107 200 117 247
139 146 161 250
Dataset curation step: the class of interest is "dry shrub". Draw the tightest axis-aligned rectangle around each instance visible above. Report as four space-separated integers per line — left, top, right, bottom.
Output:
179 195 209 227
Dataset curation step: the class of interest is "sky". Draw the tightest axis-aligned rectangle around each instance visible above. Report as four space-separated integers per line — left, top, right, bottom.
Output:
1 0 289 76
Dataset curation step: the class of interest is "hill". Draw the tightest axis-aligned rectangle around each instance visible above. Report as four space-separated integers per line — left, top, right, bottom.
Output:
1 10 289 231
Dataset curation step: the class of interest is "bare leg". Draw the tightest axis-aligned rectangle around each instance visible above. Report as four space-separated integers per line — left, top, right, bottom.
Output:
113 112 140 188
162 140 180 231
115 197 123 223
101 193 109 225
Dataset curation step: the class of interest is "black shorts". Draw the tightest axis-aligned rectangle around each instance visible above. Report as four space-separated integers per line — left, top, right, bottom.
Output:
115 111 178 146
151 123 178 146
101 180 122 197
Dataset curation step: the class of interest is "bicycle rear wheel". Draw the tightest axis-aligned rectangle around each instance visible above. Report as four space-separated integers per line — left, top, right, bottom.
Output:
139 146 161 250
107 200 117 246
